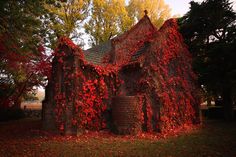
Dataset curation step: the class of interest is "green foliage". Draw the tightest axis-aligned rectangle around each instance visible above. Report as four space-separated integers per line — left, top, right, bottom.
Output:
0 0 46 53
43 0 90 49
84 0 171 46
0 0 49 108
84 0 133 46
179 0 236 120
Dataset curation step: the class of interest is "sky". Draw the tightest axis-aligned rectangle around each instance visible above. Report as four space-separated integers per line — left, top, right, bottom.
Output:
165 0 199 16
165 0 236 16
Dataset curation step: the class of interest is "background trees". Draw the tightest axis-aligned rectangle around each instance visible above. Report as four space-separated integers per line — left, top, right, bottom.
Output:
43 0 171 47
84 0 133 46
44 0 90 49
85 0 171 46
127 0 171 28
0 0 50 108
179 0 236 120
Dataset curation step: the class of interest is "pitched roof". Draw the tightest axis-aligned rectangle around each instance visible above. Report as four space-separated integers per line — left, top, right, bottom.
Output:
83 40 112 65
83 15 156 65
112 15 156 43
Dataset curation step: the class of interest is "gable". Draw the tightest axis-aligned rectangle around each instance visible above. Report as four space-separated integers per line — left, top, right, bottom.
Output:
83 15 157 66
111 15 157 65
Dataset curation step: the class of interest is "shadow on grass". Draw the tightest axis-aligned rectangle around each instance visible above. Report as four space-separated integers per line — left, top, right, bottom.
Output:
0 119 235 157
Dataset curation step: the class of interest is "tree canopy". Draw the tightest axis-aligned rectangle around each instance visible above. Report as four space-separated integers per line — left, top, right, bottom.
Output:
127 0 171 28
85 0 171 46
84 0 133 46
0 0 50 108
179 0 236 120
44 0 90 48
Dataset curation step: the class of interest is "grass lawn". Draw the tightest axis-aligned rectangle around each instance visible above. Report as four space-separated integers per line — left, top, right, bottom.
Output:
0 118 235 157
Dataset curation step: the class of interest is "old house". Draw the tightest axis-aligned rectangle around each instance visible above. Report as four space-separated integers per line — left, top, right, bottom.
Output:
42 14 200 135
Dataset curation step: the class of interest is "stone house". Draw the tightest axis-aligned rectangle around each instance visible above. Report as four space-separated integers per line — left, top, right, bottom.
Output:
42 14 200 135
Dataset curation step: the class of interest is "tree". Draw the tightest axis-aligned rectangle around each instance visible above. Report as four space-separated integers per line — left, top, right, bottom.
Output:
0 0 90 108
0 0 46 53
179 0 236 120
0 0 50 108
43 0 90 49
84 0 171 46
0 36 50 108
127 0 171 28
84 0 133 46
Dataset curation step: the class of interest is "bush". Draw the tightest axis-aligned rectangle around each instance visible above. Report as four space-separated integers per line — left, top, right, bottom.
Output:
0 108 25 121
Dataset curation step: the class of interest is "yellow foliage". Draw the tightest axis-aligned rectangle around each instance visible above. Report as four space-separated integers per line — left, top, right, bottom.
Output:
44 0 90 38
45 0 171 47
127 0 171 28
85 0 133 46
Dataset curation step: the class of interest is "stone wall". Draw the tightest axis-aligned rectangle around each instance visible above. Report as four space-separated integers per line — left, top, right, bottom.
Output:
112 96 142 135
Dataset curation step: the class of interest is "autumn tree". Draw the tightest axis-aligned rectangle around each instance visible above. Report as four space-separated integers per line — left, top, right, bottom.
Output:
127 0 171 28
179 0 236 120
0 0 90 108
84 0 133 46
84 0 171 46
0 0 50 108
43 0 90 49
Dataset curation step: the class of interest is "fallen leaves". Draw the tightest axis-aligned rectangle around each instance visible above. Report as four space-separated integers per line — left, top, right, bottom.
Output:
0 119 236 157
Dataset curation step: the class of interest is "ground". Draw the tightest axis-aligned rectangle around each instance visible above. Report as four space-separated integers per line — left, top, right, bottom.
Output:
0 118 236 157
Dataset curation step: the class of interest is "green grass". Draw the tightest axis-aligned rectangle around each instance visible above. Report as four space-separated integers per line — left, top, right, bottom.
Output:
0 119 236 157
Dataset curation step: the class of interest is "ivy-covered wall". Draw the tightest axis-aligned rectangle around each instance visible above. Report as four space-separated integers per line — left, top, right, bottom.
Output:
43 16 200 135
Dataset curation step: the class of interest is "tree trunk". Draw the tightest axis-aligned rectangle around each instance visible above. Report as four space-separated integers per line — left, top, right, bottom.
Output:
222 85 234 121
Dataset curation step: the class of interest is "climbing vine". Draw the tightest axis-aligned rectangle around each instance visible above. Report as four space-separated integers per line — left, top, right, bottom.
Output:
49 18 199 134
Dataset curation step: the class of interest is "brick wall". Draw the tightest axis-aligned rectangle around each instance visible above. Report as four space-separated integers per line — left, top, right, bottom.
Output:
112 96 142 135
